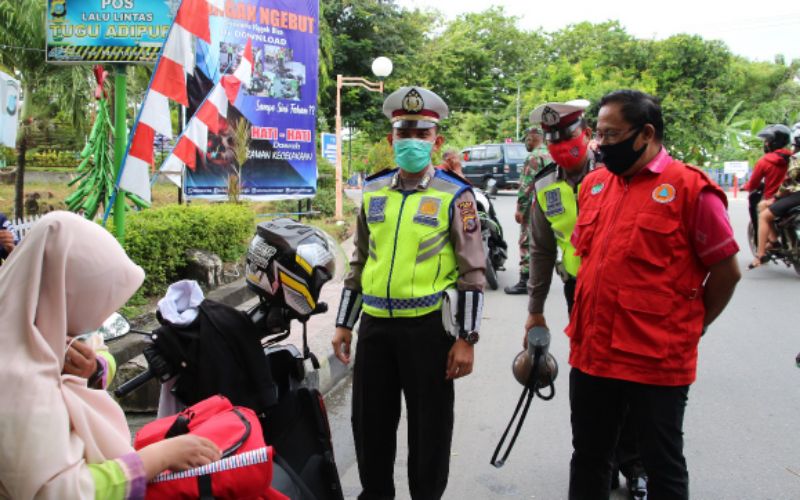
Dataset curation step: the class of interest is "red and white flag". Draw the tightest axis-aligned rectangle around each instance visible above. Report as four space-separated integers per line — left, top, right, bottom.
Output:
159 40 253 186
117 0 225 204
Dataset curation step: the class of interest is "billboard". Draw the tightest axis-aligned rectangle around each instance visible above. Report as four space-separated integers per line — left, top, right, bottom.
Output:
46 0 176 64
184 0 319 200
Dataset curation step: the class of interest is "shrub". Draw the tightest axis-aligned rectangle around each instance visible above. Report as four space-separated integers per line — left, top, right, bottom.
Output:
26 149 80 169
120 203 254 296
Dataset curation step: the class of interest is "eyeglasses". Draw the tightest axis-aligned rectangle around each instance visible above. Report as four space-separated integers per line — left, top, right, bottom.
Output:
595 127 639 144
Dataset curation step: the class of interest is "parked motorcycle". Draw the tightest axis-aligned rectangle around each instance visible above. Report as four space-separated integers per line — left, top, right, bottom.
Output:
116 218 345 500
748 187 800 275
474 180 507 290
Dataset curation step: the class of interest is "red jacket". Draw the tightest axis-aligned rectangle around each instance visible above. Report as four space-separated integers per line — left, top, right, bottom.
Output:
743 149 792 199
566 161 726 386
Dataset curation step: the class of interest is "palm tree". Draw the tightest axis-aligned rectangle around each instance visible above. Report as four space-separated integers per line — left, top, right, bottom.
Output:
0 0 91 218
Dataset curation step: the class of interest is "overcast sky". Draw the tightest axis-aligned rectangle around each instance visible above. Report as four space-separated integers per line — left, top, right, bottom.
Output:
398 0 800 63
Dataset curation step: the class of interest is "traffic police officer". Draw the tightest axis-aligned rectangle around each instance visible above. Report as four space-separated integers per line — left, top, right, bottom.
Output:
523 99 647 498
504 126 550 294
332 86 486 500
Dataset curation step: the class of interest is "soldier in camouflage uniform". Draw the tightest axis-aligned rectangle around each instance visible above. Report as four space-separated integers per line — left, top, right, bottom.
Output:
504 126 551 294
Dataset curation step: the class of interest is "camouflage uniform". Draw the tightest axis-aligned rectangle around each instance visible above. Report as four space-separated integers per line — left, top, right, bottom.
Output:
516 145 550 274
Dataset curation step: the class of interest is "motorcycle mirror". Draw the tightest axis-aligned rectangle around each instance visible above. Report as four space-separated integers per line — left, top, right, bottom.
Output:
95 313 131 342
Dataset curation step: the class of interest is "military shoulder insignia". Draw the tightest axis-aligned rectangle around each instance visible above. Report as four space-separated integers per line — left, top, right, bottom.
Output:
413 196 441 227
457 201 478 233
652 183 676 204
402 88 424 113
590 183 604 195
367 196 387 223
544 189 565 217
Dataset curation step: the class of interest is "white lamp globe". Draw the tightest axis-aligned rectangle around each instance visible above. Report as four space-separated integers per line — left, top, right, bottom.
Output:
371 57 393 79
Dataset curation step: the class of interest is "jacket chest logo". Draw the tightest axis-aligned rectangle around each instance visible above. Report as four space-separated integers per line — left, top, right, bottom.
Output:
367 196 387 223
652 184 676 204
544 189 565 217
413 196 442 227
590 182 604 195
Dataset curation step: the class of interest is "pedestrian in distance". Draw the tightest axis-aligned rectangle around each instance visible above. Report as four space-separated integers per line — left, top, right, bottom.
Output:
504 126 550 295
566 90 741 499
440 148 466 179
523 99 647 497
332 86 486 500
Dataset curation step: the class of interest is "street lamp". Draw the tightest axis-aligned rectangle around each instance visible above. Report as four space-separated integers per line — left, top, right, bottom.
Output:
334 57 393 221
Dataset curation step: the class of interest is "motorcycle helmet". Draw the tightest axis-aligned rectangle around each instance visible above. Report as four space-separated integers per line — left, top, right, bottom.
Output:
792 122 800 150
246 218 336 317
757 124 792 152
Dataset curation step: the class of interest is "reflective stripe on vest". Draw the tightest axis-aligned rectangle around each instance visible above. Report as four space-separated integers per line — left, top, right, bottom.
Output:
535 178 581 277
360 170 468 318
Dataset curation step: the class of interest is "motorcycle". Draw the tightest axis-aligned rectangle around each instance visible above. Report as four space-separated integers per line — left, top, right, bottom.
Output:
115 219 345 500
748 187 800 275
474 179 507 290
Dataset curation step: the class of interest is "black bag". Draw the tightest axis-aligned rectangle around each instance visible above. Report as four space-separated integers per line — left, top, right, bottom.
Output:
151 299 279 414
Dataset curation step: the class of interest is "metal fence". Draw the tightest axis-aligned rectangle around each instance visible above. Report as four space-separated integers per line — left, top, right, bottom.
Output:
11 214 42 241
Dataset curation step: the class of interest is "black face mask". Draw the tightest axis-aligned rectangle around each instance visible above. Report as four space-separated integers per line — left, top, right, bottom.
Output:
598 128 646 176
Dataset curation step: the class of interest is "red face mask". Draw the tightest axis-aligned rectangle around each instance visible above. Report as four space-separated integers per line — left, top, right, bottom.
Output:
547 129 588 170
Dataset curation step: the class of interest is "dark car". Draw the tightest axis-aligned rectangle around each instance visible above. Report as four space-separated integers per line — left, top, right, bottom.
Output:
460 143 528 190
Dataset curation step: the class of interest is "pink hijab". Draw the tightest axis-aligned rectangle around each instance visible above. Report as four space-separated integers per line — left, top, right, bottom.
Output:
0 212 145 499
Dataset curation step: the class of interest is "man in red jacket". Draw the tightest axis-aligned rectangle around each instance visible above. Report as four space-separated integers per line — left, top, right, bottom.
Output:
565 90 741 499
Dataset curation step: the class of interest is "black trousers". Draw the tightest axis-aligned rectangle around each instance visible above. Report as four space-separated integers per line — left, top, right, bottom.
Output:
565 278 642 482
568 368 690 500
352 312 455 500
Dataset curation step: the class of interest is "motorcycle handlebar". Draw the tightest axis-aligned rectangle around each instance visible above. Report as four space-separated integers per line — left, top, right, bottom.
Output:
114 368 155 398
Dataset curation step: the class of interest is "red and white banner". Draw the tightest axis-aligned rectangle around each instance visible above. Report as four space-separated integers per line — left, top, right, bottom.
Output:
160 40 253 185
117 0 225 204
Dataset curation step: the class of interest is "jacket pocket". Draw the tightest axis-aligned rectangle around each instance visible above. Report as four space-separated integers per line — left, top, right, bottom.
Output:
627 212 680 268
573 209 600 257
610 287 673 359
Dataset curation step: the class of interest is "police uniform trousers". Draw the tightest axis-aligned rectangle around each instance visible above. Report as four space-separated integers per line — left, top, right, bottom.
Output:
352 311 455 500
568 368 690 500
564 279 644 492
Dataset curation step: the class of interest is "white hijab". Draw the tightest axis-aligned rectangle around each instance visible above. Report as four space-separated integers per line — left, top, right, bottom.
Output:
0 212 145 499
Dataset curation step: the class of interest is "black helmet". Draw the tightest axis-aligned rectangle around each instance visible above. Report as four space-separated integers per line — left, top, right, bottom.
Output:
757 124 791 152
245 218 336 317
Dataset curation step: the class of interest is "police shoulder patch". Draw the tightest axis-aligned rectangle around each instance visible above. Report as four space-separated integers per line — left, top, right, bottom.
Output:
457 200 478 233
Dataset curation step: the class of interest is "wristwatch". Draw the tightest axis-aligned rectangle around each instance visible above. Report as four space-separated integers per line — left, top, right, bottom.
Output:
459 331 480 345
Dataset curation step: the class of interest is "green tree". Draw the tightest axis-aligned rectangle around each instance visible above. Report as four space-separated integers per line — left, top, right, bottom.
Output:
0 0 91 217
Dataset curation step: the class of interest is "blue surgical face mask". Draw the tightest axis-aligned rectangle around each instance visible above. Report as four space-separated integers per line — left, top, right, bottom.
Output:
393 138 433 173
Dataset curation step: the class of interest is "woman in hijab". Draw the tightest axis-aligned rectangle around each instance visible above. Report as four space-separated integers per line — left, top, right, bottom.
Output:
0 212 221 499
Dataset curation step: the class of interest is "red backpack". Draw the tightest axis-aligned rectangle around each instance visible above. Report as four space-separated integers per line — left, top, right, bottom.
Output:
134 395 286 499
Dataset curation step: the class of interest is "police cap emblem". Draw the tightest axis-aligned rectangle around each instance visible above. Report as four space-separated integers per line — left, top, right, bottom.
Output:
541 106 560 127
402 89 424 113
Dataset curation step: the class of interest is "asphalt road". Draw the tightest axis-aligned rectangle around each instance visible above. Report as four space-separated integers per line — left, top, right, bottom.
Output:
328 190 800 500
